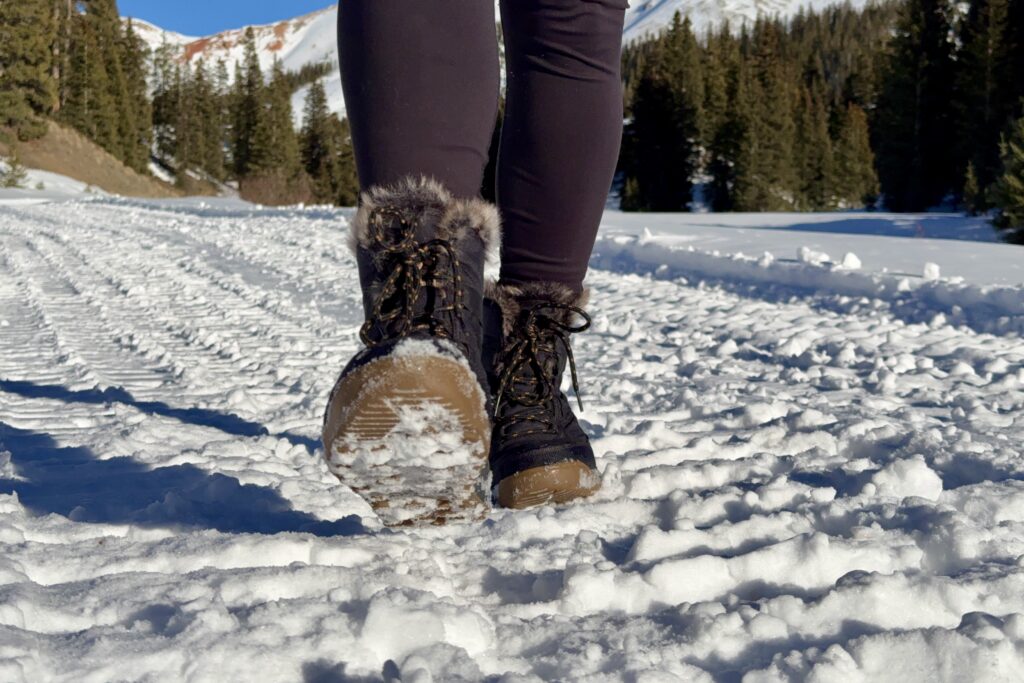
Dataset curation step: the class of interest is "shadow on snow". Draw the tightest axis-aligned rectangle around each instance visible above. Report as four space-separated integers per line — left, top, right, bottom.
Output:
0 379 365 537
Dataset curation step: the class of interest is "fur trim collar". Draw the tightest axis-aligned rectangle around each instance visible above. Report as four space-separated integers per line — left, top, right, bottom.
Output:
349 176 500 265
485 281 590 337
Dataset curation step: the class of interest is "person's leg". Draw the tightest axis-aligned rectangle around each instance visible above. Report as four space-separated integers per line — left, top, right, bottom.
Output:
326 2 503 525
496 0 628 290
337 0 500 199
484 0 627 508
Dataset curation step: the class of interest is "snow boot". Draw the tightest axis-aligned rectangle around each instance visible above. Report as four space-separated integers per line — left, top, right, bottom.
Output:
322 176 500 526
483 281 601 509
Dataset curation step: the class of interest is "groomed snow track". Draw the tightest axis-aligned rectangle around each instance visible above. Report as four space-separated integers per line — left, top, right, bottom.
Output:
1 198 1023 681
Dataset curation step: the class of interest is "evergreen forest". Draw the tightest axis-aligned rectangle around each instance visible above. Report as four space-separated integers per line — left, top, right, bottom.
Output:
1 0 357 206
1 0 1022 240
618 0 1024 241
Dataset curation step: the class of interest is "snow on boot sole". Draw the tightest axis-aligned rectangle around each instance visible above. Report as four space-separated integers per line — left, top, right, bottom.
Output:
495 461 601 510
322 353 491 526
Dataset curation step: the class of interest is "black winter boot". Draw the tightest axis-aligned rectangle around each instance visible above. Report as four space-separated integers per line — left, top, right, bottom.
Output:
483 281 601 509
322 176 501 526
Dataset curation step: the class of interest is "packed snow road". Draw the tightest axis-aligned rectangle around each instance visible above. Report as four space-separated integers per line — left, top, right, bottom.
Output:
1 198 1023 682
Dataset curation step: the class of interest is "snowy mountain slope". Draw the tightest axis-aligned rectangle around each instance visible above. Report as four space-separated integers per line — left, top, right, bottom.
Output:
2 197 1023 680
128 7 341 127
128 17 194 49
127 0 870 123
622 0 870 41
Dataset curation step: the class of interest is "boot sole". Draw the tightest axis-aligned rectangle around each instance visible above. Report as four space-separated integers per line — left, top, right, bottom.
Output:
495 461 601 510
323 354 491 527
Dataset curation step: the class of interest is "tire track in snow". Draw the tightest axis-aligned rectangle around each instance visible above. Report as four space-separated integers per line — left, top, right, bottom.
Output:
0 238 129 441
36 207 359 421
15 234 174 392
22 221 331 434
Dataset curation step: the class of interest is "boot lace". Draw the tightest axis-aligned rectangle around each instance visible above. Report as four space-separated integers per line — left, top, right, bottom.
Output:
359 207 464 347
493 302 591 438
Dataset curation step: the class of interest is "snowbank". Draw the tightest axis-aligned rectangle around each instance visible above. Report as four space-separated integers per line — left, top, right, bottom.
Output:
593 225 1024 335
0 163 103 204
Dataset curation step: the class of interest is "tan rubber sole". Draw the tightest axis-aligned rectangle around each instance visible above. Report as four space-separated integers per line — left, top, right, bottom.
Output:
322 353 491 526
495 460 601 510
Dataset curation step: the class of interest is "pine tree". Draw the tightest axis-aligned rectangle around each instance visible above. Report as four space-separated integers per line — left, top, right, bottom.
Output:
956 0 1011 197
724 57 762 211
330 115 360 206
707 48 755 212
226 60 245 173
198 62 226 180
165 61 225 185
172 60 224 181
874 0 959 210
1003 1 1024 124
992 113 1024 242
963 162 983 215
239 58 309 204
120 19 152 173
61 0 127 161
661 13 705 141
93 0 131 160
833 104 879 208
745 19 798 210
151 43 181 163
60 9 91 135
232 27 264 178
701 26 732 149
213 59 231 176
621 13 703 211
621 64 681 210
300 79 341 203
251 59 302 176
214 59 231 101
793 86 834 210
0 0 57 139
53 0 74 115
622 39 657 116
1 151 29 188
63 7 118 152
173 64 201 179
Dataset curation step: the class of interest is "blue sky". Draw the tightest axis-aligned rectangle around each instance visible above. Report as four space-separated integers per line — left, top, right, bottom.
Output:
119 0 334 37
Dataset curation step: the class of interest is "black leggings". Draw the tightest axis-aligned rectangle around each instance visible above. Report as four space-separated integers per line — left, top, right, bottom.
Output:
337 0 627 290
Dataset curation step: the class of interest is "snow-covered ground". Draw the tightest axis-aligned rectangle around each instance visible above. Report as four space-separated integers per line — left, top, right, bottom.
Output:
1 195 1023 681
0 162 104 205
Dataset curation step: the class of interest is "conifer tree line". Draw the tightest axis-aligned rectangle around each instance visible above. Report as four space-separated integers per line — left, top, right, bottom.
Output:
3 0 1023 236
150 27 357 205
620 5 895 214
1 0 150 171
1 0 358 205
618 0 1024 241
